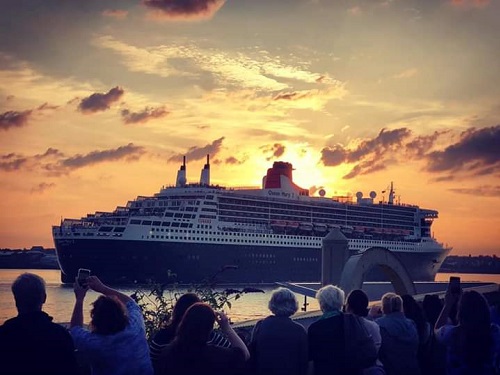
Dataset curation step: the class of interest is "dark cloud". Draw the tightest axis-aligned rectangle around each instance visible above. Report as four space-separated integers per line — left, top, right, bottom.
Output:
425 125 500 177
405 130 449 157
121 106 169 124
78 87 124 114
60 143 144 169
6 95 15 101
168 137 225 163
261 143 286 161
0 153 28 171
37 102 60 111
0 144 144 176
142 0 225 20
225 156 244 165
0 110 33 130
31 182 56 194
449 185 500 197
321 128 411 178
273 91 313 101
102 9 129 19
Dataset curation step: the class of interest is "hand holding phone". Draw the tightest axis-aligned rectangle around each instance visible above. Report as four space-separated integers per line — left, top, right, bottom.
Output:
448 276 461 295
77 268 91 288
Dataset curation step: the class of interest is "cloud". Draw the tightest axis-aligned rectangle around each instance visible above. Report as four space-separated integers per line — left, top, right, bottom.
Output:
31 182 56 194
102 9 129 19
0 110 33 130
59 143 145 170
168 137 225 163
406 130 449 157
37 102 59 111
449 185 500 197
94 36 345 91
425 125 500 177
348 6 361 15
142 0 226 20
225 156 245 165
321 128 412 179
78 87 124 114
121 106 169 124
393 68 418 79
0 144 145 176
261 143 286 161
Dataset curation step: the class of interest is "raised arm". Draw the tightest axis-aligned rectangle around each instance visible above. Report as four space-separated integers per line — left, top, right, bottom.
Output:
434 291 459 333
216 312 250 361
70 277 88 328
86 276 133 305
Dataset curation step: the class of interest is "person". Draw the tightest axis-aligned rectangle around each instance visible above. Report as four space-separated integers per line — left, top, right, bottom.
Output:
402 295 432 373
70 275 153 375
423 294 443 328
308 284 350 375
345 289 384 374
374 292 420 375
249 287 308 375
150 292 230 371
0 273 80 375
156 302 250 375
435 290 500 375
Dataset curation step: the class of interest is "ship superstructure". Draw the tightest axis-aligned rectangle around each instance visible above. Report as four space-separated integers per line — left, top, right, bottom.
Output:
52 157 451 283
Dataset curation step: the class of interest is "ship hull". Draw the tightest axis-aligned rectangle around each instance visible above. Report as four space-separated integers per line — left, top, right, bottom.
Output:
54 238 449 284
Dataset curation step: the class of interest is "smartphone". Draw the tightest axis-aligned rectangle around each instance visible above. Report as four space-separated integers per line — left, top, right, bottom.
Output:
448 276 461 295
77 268 91 287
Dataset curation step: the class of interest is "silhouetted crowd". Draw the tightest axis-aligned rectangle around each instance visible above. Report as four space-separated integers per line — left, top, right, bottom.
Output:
1 272 500 375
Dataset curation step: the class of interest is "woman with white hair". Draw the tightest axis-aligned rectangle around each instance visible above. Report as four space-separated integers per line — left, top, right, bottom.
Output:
249 287 308 375
308 284 349 375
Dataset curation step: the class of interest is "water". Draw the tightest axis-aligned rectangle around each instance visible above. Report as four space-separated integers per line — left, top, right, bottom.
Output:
1 269 499 325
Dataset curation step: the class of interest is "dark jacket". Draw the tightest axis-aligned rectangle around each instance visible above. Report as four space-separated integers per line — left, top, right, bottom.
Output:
250 315 308 375
0 311 80 375
376 312 421 375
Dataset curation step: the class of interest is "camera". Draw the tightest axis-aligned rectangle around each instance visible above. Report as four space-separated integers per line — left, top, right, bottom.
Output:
448 276 461 295
77 268 91 287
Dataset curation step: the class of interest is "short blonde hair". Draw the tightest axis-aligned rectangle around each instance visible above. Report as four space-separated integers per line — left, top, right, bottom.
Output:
381 292 403 314
316 285 345 312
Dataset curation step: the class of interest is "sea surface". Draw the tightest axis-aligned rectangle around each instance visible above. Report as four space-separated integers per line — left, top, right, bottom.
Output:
0 269 499 325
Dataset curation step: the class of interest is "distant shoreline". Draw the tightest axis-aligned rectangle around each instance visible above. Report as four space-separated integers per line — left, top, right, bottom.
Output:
1 248 499 274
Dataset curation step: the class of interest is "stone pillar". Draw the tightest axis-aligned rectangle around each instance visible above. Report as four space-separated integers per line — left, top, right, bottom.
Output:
321 227 349 286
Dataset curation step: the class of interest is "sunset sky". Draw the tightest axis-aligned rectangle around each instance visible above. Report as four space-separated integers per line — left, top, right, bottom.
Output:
0 0 499 256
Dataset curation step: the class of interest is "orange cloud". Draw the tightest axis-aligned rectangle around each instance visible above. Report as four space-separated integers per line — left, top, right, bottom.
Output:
450 0 490 8
102 9 129 19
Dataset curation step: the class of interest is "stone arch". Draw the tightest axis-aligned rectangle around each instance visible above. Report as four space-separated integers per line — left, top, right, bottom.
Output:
339 247 417 297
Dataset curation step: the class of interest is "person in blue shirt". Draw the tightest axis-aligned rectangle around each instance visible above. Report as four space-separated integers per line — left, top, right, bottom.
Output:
69 275 153 375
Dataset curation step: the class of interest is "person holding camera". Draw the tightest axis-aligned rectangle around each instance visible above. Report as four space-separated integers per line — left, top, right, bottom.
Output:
69 274 153 375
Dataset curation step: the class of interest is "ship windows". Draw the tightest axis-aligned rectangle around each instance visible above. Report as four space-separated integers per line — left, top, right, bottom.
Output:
142 220 152 225
153 221 161 226
164 212 174 217
172 223 180 227
130 219 141 225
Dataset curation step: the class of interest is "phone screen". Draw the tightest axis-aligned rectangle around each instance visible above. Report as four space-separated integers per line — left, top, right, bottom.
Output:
77 268 91 286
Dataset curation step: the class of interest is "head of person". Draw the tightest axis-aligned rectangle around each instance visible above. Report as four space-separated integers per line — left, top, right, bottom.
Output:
90 295 129 335
268 287 298 317
381 293 403 315
402 294 426 332
176 302 215 347
346 289 369 317
11 273 47 314
170 293 201 328
422 294 442 326
458 290 490 329
316 285 345 313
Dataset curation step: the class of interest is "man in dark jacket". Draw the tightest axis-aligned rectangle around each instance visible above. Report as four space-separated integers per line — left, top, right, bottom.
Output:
0 272 80 375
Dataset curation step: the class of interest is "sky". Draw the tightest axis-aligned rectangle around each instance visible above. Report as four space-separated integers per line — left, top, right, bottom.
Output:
0 0 499 256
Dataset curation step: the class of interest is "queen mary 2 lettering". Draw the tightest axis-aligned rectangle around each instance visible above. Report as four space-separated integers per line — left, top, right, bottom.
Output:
52 156 451 284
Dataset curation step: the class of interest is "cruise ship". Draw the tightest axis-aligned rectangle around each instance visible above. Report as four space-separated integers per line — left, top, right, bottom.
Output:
52 157 451 284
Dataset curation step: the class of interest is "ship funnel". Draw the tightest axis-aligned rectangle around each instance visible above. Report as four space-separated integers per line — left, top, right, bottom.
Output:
175 156 187 187
200 154 210 186
388 181 395 204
